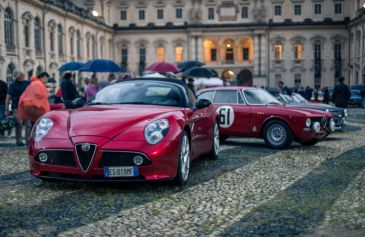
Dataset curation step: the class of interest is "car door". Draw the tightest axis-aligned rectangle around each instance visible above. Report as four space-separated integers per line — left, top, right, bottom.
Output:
212 90 251 137
186 88 212 159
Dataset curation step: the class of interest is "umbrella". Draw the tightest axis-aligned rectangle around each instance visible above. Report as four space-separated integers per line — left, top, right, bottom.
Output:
58 62 84 72
146 62 180 73
194 77 223 88
142 72 167 78
182 67 215 78
178 61 204 72
79 59 125 73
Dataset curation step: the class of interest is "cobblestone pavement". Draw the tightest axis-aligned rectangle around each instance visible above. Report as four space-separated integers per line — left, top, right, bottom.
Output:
0 108 365 237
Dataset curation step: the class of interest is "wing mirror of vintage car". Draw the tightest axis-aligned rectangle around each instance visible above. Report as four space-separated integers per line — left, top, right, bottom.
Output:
71 98 85 108
195 98 212 109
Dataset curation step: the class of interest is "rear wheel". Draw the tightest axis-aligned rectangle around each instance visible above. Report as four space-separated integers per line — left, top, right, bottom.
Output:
174 132 190 186
263 120 293 149
208 122 220 160
299 138 319 146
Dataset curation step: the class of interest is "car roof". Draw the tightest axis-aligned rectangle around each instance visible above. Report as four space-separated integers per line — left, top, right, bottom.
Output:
121 77 187 87
197 86 259 94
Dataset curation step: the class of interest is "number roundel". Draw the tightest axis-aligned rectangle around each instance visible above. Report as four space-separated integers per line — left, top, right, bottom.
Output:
216 106 234 128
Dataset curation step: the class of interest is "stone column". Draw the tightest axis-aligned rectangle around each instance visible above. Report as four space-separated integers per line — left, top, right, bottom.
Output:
253 34 260 76
197 36 203 62
0 7 4 55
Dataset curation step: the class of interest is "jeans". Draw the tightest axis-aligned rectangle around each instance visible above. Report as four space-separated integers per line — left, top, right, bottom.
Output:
13 109 32 145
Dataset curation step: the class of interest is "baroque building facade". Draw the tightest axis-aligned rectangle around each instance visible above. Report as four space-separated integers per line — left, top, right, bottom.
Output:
0 0 365 89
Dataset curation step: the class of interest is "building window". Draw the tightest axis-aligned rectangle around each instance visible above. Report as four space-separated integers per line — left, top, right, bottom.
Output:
70 33 74 55
211 48 217 61
314 44 321 59
100 39 104 58
294 74 302 88
334 43 342 77
243 48 249 61
34 17 43 53
121 48 128 67
120 10 127 20
6 63 15 85
241 7 248 19
294 41 302 62
157 9 164 19
4 8 15 49
176 8 182 19
335 3 342 14
24 24 30 48
208 8 215 20
139 10 145 20
76 30 81 58
58 25 63 56
156 47 165 62
314 4 322 14
175 46 183 63
225 44 234 62
274 5 282 16
50 30 55 52
274 43 283 62
86 35 90 59
294 4 302 15
139 48 146 63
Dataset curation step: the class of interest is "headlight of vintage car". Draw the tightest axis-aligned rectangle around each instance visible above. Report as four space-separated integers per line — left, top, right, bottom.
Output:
312 121 321 133
144 119 169 144
34 118 54 142
344 109 348 117
329 118 336 132
305 118 312 128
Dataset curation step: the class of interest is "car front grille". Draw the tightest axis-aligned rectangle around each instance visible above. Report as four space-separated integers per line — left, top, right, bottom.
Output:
75 144 97 172
35 150 76 167
99 151 152 167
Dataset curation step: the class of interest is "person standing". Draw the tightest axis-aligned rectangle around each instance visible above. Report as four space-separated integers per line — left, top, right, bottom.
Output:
322 87 330 104
277 81 292 96
332 76 351 108
18 72 50 123
0 80 8 137
5 70 31 146
61 73 79 108
85 75 98 102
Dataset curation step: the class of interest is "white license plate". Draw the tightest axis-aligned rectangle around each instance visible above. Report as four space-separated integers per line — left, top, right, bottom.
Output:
104 166 139 177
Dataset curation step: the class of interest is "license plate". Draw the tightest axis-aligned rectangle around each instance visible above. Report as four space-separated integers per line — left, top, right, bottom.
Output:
104 166 139 177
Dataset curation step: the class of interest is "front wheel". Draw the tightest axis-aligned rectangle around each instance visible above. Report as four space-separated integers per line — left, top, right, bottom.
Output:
263 120 293 149
208 122 220 160
174 132 190 186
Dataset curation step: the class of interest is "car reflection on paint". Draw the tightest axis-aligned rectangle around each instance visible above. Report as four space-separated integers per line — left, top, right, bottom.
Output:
28 78 220 186
197 87 334 149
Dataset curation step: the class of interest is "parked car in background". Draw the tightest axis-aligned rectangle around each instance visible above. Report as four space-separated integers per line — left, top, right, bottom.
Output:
197 87 334 149
267 88 347 131
29 78 219 186
348 89 363 107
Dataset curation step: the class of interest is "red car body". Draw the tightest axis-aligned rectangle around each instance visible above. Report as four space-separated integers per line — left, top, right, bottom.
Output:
29 79 219 184
197 87 334 148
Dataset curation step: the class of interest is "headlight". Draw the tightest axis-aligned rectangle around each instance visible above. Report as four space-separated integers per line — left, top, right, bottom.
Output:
34 118 53 142
312 121 321 133
344 109 348 117
330 118 336 132
144 119 169 144
305 118 311 128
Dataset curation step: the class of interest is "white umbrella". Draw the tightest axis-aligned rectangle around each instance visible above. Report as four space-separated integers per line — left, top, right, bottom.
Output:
142 72 167 78
193 77 223 88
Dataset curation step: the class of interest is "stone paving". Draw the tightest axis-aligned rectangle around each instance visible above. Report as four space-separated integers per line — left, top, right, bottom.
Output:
0 108 365 236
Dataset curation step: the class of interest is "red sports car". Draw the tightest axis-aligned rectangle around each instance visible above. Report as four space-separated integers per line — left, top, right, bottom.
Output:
197 87 335 149
29 78 220 185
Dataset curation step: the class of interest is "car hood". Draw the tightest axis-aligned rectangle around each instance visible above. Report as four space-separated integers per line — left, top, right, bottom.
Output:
268 105 331 117
68 104 180 138
287 102 344 113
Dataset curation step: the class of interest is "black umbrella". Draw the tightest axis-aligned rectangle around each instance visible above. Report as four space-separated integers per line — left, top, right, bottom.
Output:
182 67 215 78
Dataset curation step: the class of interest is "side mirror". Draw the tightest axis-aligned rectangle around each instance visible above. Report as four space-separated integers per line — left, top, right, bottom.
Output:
71 98 85 108
195 98 212 109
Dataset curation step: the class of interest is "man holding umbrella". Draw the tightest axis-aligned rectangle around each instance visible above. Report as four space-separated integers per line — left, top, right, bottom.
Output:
61 73 79 108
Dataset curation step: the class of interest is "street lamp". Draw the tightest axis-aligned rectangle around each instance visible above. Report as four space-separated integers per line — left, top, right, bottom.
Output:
92 10 100 17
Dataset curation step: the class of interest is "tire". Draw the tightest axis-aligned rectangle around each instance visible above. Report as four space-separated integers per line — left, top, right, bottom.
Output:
263 120 293 149
208 122 220 160
174 131 190 186
299 138 319 146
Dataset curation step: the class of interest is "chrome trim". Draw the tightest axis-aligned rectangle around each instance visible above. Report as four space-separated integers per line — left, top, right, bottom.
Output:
75 143 97 173
101 150 151 161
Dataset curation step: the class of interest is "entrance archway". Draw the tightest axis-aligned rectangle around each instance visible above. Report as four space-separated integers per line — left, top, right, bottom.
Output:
238 69 253 86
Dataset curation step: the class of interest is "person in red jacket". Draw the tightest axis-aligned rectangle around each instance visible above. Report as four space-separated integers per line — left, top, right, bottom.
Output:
18 72 50 126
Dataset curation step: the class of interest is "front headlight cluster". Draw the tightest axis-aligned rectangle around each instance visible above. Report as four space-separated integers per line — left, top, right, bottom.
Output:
144 119 169 144
305 118 311 128
34 118 53 142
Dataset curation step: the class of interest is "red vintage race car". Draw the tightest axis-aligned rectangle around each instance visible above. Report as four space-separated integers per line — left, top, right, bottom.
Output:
29 78 219 185
197 87 335 149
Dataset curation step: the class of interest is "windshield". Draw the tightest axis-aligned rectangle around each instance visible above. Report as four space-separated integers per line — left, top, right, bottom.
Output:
351 90 360 96
243 89 282 105
91 81 185 107
292 93 307 102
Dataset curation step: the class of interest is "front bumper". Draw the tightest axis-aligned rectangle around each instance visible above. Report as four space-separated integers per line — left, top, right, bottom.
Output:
29 138 180 182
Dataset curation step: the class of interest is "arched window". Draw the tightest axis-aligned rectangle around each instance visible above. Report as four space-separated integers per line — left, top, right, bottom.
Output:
203 39 218 63
6 64 16 85
86 33 91 59
294 41 302 62
58 24 63 56
100 37 104 58
92 35 96 59
24 23 30 48
4 8 15 49
156 47 165 62
175 46 183 63
34 17 42 53
223 39 235 63
274 42 283 62
76 30 81 59
69 28 74 55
